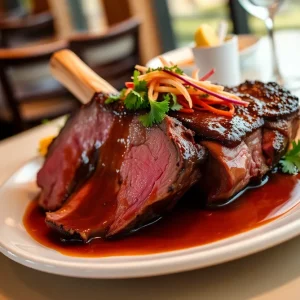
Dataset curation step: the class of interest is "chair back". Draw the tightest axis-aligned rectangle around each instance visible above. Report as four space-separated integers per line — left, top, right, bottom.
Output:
0 40 75 132
70 18 141 91
0 11 55 48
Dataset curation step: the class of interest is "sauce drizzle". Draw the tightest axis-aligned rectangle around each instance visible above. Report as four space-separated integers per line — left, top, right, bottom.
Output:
24 173 300 257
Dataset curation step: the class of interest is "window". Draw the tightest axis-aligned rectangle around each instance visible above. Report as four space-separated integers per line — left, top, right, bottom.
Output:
248 0 300 35
167 0 232 47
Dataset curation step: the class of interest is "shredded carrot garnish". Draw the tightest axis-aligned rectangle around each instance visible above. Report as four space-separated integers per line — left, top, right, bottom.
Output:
194 99 235 117
192 69 199 80
180 108 194 113
125 57 245 118
148 80 159 101
177 97 190 108
200 68 215 81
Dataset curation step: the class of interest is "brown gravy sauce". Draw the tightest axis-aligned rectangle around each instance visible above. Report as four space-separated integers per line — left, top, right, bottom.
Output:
47 114 132 239
23 173 300 257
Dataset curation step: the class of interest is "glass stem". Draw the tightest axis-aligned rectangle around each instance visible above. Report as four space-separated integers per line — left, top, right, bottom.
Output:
265 17 283 85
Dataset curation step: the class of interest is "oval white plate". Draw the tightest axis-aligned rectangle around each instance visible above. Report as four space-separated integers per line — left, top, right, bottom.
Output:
0 158 300 279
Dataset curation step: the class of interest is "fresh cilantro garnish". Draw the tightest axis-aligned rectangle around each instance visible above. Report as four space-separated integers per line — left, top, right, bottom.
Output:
164 65 184 75
105 67 185 127
105 94 121 104
125 90 149 110
124 71 149 110
280 140 300 174
147 65 184 75
139 98 169 127
105 89 127 104
133 70 147 92
167 93 182 111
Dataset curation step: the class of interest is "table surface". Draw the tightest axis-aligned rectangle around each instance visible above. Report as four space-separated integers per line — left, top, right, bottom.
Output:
1 31 300 300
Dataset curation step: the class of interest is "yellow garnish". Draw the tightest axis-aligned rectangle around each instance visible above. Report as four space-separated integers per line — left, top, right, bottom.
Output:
194 24 219 47
39 136 56 156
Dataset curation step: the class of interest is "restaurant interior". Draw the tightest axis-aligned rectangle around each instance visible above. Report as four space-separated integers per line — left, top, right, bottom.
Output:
2 1 300 299
0 0 299 141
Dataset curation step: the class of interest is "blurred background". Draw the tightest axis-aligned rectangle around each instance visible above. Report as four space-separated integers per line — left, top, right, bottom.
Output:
0 0 299 140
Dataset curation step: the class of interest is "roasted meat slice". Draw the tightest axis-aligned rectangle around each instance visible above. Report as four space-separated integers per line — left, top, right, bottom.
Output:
173 81 299 203
230 81 299 119
45 98 205 240
37 94 114 211
201 129 268 203
171 98 264 147
230 81 299 166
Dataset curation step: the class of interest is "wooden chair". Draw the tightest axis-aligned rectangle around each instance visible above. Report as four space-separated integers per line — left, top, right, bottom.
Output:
0 11 56 48
0 40 79 133
69 18 141 91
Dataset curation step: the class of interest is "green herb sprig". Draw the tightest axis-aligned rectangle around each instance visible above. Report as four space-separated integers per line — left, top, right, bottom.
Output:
105 67 183 127
146 65 184 75
280 140 300 174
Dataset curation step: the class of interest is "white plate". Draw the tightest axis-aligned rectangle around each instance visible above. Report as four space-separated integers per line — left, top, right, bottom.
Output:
0 158 300 278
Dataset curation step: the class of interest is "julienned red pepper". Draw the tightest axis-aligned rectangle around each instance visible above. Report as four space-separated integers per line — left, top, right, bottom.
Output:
125 82 134 88
179 108 194 113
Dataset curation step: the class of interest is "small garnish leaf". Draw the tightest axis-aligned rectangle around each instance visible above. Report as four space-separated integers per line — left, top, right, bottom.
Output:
105 94 121 104
133 70 147 92
147 65 184 75
281 160 298 175
164 65 184 75
124 90 149 110
105 89 127 104
169 93 182 111
280 140 300 174
139 99 169 127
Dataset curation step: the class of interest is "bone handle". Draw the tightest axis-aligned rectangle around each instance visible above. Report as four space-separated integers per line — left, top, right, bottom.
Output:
50 49 118 104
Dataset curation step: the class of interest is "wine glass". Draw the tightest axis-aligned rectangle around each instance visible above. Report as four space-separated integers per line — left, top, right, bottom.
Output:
238 0 291 87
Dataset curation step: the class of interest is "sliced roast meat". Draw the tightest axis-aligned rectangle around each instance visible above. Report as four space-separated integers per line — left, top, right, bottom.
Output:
262 129 288 166
228 81 299 119
201 129 268 203
37 94 114 211
171 99 264 147
46 108 205 240
173 81 298 203
229 81 299 166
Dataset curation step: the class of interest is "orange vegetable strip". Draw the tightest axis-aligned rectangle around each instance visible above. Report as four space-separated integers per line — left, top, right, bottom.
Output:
181 76 224 91
194 99 234 117
153 81 159 100
164 70 248 106
135 65 148 73
191 95 224 104
154 86 180 94
219 91 243 101
200 68 215 81
194 105 233 117
177 97 190 108
159 56 171 67
125 88 133 97
137 71 176 81
154 86 209 97
148 80 158 101
137 72 221 95
192 69 199 80
159 78 193 108
180 108 194 113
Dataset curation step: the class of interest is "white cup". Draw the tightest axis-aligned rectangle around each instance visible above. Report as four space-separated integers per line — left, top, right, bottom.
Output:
192 35 241 87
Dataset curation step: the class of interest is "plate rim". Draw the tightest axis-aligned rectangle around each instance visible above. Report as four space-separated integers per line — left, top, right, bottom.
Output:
0 158 300 279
